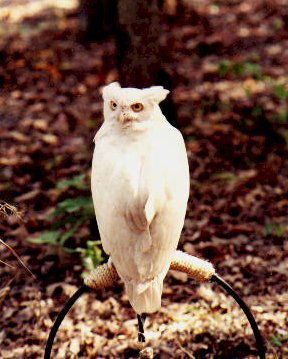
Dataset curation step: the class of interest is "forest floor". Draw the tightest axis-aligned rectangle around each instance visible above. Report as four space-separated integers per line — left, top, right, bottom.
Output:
0 0 288 358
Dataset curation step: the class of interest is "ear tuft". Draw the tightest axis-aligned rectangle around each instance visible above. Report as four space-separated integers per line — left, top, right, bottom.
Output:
102 82 121 99
142 86 170 104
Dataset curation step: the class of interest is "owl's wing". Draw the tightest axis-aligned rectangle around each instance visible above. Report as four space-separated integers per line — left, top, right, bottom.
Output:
126 127 189 313
139 126 189 261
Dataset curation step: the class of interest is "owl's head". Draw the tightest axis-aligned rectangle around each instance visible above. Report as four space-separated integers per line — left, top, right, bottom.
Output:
102 82 169 130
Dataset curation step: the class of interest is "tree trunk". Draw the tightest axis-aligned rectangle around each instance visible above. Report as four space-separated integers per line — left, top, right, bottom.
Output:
78 0 177 126
78 0 116 41
116 0 160 88
116 0 177 127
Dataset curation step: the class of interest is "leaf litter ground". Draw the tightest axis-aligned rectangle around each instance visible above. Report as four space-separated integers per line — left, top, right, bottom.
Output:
0 0 287 358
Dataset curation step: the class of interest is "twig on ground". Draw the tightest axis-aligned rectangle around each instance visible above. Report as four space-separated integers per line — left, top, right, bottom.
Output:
0 259 15 269
176 340 196 359
0 239 36 279
0 202 22 220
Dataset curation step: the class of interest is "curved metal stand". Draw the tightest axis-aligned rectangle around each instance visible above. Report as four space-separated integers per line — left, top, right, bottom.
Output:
44 251 266 359
211 274 266 359
44 285 90 359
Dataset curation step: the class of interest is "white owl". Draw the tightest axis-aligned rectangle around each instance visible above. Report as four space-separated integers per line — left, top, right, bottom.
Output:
91 82 189 316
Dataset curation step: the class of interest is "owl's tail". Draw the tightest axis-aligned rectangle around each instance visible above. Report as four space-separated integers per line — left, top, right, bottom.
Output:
125 275 165 314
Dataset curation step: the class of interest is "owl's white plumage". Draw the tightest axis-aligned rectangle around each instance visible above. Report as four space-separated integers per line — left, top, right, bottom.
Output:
91 82 189 314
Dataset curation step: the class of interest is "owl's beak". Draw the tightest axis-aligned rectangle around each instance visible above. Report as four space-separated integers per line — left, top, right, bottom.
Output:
118 112 132 125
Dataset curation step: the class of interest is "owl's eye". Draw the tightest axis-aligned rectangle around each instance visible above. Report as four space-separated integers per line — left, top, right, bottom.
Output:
110 101 118 111
131 103 144 112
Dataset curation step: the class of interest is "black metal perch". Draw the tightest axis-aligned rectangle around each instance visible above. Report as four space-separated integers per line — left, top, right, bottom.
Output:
44 251 266 359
